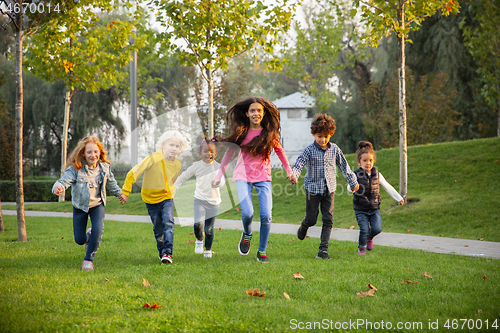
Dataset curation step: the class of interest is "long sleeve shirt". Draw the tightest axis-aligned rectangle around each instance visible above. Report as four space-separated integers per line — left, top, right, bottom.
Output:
292 141 358 194
362 171 403 202
216 128 292 182
122 150 181 204
174 160 226 205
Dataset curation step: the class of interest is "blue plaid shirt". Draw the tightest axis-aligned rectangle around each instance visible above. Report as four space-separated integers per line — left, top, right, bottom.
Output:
292 141 358 194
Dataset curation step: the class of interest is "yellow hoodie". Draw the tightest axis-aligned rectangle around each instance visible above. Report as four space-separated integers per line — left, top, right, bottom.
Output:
122 150 181 204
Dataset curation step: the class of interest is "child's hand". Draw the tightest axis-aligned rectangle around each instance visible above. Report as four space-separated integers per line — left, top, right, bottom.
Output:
119 194 128 204
399 199 405 206
350 184 359 192
287 173 297 185
53 186 63 196
211 178 221 188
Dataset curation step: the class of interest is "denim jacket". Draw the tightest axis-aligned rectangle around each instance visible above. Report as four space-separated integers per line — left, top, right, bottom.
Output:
52 161 122 213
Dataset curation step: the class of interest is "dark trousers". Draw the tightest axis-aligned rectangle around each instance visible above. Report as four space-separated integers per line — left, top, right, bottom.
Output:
302 191 335 252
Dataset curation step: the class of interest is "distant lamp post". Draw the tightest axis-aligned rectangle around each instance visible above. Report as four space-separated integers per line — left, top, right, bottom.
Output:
130 28 138 167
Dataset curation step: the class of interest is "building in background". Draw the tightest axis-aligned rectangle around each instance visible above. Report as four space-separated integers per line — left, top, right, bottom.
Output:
271 92 315 168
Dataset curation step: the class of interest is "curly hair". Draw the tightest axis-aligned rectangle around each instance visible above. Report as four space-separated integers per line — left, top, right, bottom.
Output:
65 136 110 170
222 97 281 159
156 130 189 154
356 141 376 163
310 114 336 136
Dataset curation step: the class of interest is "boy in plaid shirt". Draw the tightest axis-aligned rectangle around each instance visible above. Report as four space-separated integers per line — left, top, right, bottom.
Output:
292 114 359 259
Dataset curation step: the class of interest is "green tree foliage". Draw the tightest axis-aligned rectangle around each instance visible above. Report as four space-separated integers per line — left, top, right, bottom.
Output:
0 72 14 180
362 69 461 148
462 0 500 137
151 0 295 137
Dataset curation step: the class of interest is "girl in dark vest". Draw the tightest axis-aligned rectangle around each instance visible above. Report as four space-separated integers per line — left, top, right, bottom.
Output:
353 141 404 255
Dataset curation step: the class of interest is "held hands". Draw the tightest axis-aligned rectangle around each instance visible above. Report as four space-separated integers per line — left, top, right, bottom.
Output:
119 194 128 204
287 173 297 185
53 186 63 196
211 178 221 188
399 199 405 206
350 184 359 192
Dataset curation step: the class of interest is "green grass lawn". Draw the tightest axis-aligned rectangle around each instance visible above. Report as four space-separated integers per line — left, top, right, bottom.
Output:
4 137 500 242
1 215 499 332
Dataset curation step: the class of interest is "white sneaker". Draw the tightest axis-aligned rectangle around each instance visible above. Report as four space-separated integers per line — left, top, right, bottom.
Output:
195 240 203 254
203 250 213 258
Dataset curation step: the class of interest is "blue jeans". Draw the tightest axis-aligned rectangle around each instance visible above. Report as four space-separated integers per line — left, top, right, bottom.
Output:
193 198 219 250
73 204 105 262
146 199 175 256
355 209 382 249
236 180 272 253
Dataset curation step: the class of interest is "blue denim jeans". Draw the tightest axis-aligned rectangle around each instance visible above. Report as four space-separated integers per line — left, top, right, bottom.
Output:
355 209 382 249
236 180 272 253
146 199 175 256
193 198 219 250
73 204 105 262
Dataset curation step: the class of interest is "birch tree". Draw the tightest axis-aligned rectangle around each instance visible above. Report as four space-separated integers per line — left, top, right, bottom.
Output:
353 0 460 202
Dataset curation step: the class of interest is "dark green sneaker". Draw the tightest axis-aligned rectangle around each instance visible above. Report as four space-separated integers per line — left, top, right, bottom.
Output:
256 251 269 263
315 251 331 259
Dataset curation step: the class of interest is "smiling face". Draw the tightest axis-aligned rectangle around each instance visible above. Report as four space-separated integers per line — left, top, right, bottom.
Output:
313 133 332 150
246 102 265 129
84 143 100 168
162 138 182 161
358 152 375 173
199 144 217 163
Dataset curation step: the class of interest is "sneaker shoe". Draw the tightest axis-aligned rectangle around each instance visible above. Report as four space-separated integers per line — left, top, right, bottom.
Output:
367 239 374 251
357 249 366 255
195 240 203 254
315 251 331 259
203 250 213 258
84 228 92 252
159 253 173 264
256 251 269 263
238 232 252 256
82 260 94 271
297 224 308 240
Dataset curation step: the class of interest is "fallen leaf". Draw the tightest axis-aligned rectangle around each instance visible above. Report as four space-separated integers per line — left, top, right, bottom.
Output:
349 226 355 230
465 245 469 247
105 278 109 282
356 289 375 297
407 229 412 233
439 234 444 237
52 247 57 250
82 323 89 327
406 267 410 270
142 278 151 287
423 272 433 279
482 275 487 280
143 302 163 308
246 288 266 297
218 228 222 231
235 207 240 211
293 272 305 279
402 280 418 284
189 233 194 235
61 237 64 240
478 238 483 241
283 290 290 299
454 180 457 182
187 240 195 244
333 228 338 230
289 237 295 242
367 284 378 291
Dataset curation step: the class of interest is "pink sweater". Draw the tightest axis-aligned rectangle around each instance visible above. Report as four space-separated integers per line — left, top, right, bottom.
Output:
216 128 292 182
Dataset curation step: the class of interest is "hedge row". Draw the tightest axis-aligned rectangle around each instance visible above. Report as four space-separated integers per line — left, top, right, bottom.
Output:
0 181 141 202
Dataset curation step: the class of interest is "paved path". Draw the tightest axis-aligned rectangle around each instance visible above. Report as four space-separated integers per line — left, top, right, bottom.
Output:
3 208 500 259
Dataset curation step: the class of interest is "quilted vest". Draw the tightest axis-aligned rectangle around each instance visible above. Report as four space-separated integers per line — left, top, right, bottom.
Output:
353 167 381 211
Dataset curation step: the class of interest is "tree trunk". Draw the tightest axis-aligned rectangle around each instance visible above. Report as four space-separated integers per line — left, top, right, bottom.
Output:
398 5 408 204
59 89 71 202
207 68 214 139
15 1 27 242
0 197 5 232
497 95 499 137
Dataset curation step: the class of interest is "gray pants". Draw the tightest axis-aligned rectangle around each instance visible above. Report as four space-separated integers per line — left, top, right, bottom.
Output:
302 191 335 252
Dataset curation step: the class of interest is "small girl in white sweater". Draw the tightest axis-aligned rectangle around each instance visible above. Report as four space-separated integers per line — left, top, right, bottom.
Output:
174 135 225 257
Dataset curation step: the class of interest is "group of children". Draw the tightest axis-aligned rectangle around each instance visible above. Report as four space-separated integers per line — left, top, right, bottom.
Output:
52 97 404 271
